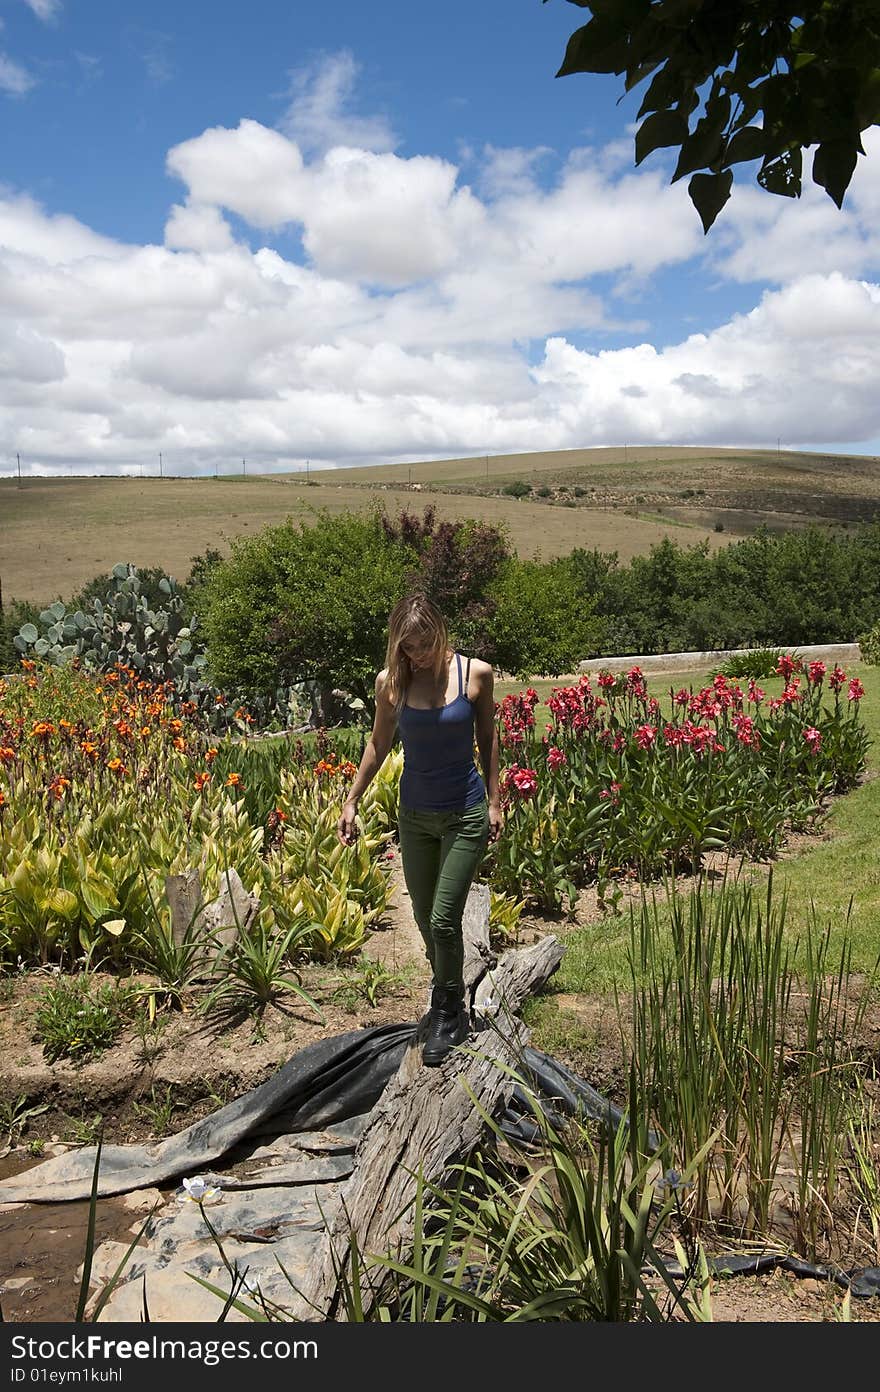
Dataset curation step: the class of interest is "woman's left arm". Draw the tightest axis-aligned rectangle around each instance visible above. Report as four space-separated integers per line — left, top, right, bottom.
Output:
473 661 503 843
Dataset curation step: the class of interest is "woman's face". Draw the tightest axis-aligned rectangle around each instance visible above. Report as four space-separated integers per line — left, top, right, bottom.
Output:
401 634 439 671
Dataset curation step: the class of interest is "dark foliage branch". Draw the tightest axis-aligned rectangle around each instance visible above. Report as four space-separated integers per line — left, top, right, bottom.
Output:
550 0 880 229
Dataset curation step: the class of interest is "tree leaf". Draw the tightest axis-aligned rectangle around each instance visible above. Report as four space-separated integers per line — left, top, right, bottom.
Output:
556 18 630 77
688 170 733 234
812 137 859 209
635 107 690 164
722 125 766 168
757 146 803 198
672 95 731 181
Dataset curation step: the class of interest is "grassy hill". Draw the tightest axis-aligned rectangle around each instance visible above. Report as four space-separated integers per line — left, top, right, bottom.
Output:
2 444 878 605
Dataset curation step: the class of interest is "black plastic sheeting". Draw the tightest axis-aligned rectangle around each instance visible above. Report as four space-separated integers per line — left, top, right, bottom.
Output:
1 1021 877 1297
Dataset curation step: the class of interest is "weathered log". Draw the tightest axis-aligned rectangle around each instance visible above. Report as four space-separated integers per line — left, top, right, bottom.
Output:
292 883 561 1321
165 867 258 968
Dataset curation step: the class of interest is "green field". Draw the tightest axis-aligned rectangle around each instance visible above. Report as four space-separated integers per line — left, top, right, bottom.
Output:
3 442 878 604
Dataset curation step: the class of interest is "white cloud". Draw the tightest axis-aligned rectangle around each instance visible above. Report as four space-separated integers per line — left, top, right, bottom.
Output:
711 128 880 285
22 0 61 21
4 105 880 475
279 50 396 156
532 275 880 447
0 51 35 95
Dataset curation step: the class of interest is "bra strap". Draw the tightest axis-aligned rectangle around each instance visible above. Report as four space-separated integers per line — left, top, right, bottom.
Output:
464 655 471 698
455 651 463 697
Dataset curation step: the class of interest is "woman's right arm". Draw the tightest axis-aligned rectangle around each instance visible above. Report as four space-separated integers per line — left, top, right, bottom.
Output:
337 671 398 845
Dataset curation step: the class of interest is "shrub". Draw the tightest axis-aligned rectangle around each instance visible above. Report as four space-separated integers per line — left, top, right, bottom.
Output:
536 485 552 498
500 481 531 498
199 510 412 718
486 555 603 678
858 622 880 665
33 977 134 1063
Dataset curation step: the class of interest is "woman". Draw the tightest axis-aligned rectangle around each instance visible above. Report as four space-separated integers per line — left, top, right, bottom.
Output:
337 594 502 1066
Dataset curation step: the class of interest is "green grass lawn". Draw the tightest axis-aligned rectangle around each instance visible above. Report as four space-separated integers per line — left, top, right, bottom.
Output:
500 659 880 994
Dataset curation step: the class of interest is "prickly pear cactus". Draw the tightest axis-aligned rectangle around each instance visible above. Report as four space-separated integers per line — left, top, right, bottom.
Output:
14 562 216 709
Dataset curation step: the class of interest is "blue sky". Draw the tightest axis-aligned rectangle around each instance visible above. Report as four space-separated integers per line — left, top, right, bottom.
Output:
2 0 879 475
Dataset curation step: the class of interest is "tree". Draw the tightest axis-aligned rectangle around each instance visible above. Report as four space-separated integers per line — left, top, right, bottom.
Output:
199 511 414 718
486 555 604 677
551 0 880 230
380 505 511 653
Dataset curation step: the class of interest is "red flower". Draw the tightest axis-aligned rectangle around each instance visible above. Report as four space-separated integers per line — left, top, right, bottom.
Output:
829 665 846 692
848 678 865 703
546 746 567 771
807 661 826 685
803 727 822 754
503 765 538 800
597 671 616 691
747 679 765 705
633 723 656 749
776 654 800 679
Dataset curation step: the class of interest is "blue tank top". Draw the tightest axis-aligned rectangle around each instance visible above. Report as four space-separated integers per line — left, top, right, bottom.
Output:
397 653 486 812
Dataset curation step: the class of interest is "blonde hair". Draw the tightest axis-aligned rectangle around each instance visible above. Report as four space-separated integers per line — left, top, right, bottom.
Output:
385 595 451 714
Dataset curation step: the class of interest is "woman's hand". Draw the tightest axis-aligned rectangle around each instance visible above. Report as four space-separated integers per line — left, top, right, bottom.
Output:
488 800 503 843
338 799 359 846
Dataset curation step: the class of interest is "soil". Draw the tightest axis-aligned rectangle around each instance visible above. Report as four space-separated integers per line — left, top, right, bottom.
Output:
1 844 879 1325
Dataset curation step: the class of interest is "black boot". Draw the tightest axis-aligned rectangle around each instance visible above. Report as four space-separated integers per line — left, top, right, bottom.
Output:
422 985 469 1067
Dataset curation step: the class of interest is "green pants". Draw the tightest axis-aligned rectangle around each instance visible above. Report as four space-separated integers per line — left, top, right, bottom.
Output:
397 800 490 992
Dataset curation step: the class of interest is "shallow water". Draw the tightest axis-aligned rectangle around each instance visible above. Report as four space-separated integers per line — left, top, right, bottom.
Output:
0 1149 165 1322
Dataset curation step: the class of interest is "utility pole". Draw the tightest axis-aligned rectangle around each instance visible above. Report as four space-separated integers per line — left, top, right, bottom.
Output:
159 451 163 478
306 458 310 483
242 458 246 476
16 452 21 488
485 454 489 477
777 437 781 456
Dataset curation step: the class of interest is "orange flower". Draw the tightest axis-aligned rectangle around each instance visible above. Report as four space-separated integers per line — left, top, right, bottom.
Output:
205 747 218 763
20 658 36 671
0 747 15 765
113 720 133 739
59 719 74 732
26 677 38 690
48 775 71 800
80 741 98 759
340 760 357 779
31 721 55 740
0 790 5 807
104 672 120 684
169 719 183 734
225 772 243 788
172 736 186 752
194 771 211 791
274 807 287 821
140 726 152 739
106 757 126 776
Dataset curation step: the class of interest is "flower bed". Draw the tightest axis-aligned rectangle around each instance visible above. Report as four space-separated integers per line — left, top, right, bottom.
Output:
0 662 397 972
490 656 869 910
